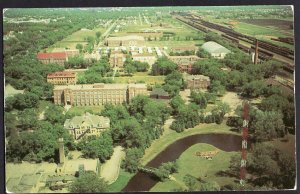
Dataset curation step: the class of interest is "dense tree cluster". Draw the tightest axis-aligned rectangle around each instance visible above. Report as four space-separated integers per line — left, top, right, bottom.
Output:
77 57 112 84
228 143 295 189
163 71 185 97
151 57 178 75
69 171 108 193
153 161 178 181
101 95 171 172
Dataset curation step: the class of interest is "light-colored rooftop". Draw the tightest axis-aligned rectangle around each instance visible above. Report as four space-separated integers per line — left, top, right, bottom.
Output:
63 159 99 174
64 112 110 129
185 74 210 81
54 83 147 90
201 41 231 54
107 35 145 41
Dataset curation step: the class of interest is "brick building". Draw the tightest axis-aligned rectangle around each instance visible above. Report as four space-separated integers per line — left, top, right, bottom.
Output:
47 71 77 85
168 55 200 73
132 53 157 66
109 52 126 68
171 45 197 53
53 83 148 106
65 49 80 57
184 74 211 90
37 52 68 66
64 112 110 140
106 35 145 47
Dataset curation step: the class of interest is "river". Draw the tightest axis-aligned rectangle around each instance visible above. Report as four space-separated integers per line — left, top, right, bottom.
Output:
123 133 241 192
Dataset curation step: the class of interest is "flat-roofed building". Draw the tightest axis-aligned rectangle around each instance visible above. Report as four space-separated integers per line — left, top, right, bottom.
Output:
64 112 110 140
106 35 145 47
150 88 170 99
171 45 197 53
53 83 148 106
37 52 68 66
126 31 163 40
168 55 200 73
47 71 77 85
65 49 80 57
185 74 211 90
132 53 157 66
201 41 231 59
109 52 126 67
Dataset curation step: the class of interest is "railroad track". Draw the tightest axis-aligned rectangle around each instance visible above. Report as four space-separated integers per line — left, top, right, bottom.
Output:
172 12 294 72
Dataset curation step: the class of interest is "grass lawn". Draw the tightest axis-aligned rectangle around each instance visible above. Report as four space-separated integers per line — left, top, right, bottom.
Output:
112 72 165 85
107 169 136 192
140 122 238 166
150 143 239 191
234 22 289 37
66 105 103 115
46 26 106 52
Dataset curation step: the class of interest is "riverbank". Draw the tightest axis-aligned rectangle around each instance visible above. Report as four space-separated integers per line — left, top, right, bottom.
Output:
141 122 238 166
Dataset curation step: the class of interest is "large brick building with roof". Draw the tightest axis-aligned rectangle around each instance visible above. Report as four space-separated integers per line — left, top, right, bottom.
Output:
106 35 145 47
64 112 110 140
53 83 148 106
168 55 200 73
47 71 77 85
184 74 211 90
37 52 68 66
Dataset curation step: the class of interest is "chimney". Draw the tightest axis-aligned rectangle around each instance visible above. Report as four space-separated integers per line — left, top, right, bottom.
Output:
254 39 259 64
58 138 65 164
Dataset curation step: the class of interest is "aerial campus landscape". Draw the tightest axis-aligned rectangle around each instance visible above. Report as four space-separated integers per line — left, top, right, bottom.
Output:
3 5 296 192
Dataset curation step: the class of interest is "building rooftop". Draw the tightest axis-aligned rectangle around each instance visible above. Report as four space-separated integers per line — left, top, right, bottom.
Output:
185 74 210 81
150 88 169 97
201 41 231 54
63 159 99 174
64 112 110 129
168 55 199 59
132 53 156 57
47 71 76 78
54 83 147 90
37 52 67 59
107 35 145 41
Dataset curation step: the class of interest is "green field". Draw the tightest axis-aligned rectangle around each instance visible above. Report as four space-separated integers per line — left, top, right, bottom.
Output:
150 143 238 191
46 26 106 52
112 72 165 85
66 105 103 115
107 169 135 192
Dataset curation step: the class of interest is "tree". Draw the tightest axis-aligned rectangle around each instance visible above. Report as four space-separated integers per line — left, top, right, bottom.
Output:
151 57 178 75
170 95 185 115
96 31 101 39
183 174 199 191
69 171 108 193
123 147 144 173
163 71 184 97
18 108 38 130
132 61 149 72
153 161 178 181
124 63 137 75
76 43 83 53
190 91 207 109
81 131 114 162
241 80 267 98
44 104 65 124
251 110 285 141
209 80 225 96
4 112 17 137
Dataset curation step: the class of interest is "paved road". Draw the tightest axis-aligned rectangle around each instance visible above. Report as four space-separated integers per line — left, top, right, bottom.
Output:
100 146 125 184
